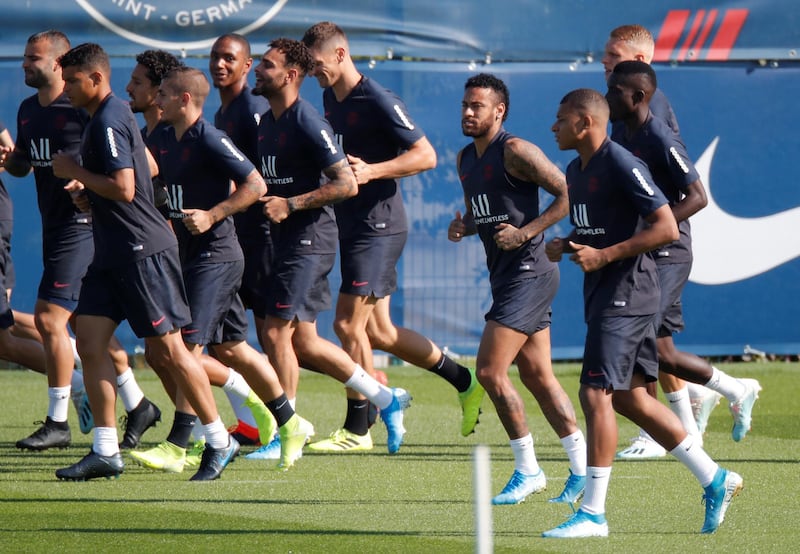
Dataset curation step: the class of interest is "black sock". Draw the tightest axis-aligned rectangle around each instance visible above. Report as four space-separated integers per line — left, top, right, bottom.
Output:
343 398 370 436
266 393 294 428
166 411 196 449
428 354 472 393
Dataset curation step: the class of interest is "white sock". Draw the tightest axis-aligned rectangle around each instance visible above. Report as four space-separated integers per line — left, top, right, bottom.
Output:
93 426 120 456
48 386 71 422
665 387 701 436
704 367 746 403
203 417 229 449
116 368 144 412
686 381 709 400
70 336 82 370
344 364 393 409
191 417 206 442
581 466 611 515
222 368 258 426
289 397 296 411
70 370 85 396
509 433 540 475
669 434 718 487
560 431 587 476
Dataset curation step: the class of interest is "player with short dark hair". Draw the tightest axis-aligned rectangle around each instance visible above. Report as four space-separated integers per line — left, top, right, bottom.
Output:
51 43 236 481
542 88 741 537
301 21 481 454
448 72 587 505
2 31 161 453
128 66 311 472
247 38 411 462
602 28 762 459
209 33 275 447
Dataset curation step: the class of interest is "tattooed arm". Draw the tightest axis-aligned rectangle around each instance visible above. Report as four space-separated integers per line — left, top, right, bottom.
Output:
491 138 569 251
263 158 358 223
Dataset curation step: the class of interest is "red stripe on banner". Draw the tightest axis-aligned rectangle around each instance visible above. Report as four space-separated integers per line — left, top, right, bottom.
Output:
691 9 718 60
653 10 690 61
677 10 706 61
706 9 749 60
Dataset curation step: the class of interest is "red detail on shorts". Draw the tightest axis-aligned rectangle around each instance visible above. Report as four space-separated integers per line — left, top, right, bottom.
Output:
151 315 166 327
53 281 70 289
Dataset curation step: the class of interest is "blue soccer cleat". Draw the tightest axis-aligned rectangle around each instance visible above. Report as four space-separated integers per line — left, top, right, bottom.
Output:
542 509 609 538
548 469 586 506
492 469 546 505
701 467 743 534
381 388 411 454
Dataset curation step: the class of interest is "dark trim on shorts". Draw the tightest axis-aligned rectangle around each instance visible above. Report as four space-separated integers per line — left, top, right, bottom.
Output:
339 232 406 298
581 314 659 391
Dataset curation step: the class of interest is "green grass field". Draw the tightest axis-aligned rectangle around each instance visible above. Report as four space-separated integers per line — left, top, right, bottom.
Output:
1 361 798 553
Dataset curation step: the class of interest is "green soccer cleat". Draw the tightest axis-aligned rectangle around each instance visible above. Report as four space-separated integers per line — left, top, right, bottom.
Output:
244 391 277 446
129 441 187 473
277 414 315 471
458 367 485 436
308 428 373 452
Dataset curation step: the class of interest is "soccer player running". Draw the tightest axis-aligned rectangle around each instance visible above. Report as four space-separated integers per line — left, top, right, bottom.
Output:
251 38 410 457
127 48 276 460
1 30 161 452
300 21 482 453
542 89 741 538
130 66 311 472
603 25 761 460
209 34 275 448
50 43 235 481
448 73 586 505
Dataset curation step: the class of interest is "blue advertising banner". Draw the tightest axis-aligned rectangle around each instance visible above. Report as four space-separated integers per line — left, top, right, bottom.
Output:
0 1 797 357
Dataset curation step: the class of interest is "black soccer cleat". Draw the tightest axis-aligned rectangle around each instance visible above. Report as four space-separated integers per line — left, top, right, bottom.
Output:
56 450 124 481
16 417 71 451
189 436 240 481
119 397 162 449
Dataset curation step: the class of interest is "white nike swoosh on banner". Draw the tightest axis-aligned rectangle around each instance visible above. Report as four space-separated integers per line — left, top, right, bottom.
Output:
689 137 800 285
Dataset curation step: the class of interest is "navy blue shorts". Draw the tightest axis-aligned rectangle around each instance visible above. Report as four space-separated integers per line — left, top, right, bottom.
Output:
266 252 335 322
38 221 94 311
486 269 558 335
76 247 191 338
655 262 690 338
0 220 15 292
0 231 13 329
339 232 405 298
581 314 659 391
182 259 248 346
238 234 272 319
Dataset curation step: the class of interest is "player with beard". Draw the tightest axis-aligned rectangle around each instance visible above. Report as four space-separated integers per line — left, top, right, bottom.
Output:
248 38 411 460
449 73 586 505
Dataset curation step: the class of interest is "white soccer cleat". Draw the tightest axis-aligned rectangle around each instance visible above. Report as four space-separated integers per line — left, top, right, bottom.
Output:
616 435 666 459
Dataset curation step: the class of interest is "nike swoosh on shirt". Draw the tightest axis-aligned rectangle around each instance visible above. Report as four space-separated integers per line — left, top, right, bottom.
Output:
689 137 800 285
